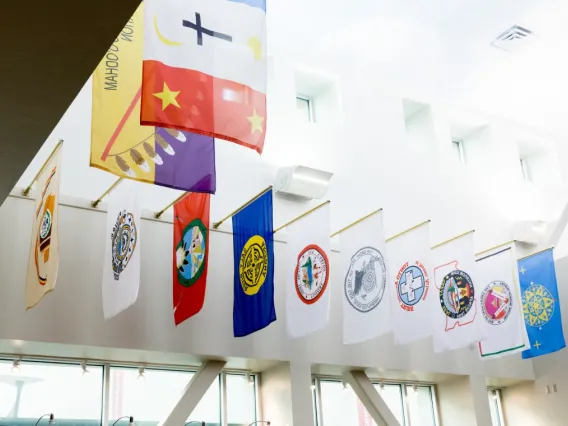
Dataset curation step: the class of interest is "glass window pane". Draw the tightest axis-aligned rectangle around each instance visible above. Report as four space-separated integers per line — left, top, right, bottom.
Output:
488 390 502 426
319 380 362 426
0 360 103 422
226 374 257 425
373 384 405 425
406 385 437 426
109 367 220 425
296 97 312 122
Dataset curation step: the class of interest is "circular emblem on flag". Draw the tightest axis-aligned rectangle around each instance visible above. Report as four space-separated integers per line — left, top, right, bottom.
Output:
176 219 207 287
439 270 474 319
295 244 329 305
344 247 386 313
481 281 513 325
396 262 428 308
522 284 555 328
40 210 52 239
111 210 138 281
239 235 269 296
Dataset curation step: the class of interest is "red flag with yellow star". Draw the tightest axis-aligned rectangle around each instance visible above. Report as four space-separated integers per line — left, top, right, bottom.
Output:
141 0 267 154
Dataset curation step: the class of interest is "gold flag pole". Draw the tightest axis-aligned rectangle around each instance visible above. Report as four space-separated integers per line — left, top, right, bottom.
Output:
212 185 272 229
91 177 124 208
475 240 516 257
385 220 431 243
518 246 554 261
431 229 475 250
274 200 330 234
330 208 382 238
22 140 64 197
155 192 190 219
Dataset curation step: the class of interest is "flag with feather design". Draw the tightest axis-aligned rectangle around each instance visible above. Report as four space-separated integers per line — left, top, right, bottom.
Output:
90 4 216 193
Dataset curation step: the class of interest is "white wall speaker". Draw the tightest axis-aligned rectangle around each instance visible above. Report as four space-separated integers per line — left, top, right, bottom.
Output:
274 165 333 200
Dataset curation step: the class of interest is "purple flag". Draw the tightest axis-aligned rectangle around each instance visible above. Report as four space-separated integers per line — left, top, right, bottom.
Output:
154 128 216 194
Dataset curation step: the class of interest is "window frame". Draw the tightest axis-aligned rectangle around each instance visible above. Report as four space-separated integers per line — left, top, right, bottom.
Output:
296 95 315 123
313 376 438 426
0 358 258 426
452 139 466 164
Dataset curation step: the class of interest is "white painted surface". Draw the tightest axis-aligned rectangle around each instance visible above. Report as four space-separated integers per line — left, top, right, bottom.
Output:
259 363 294 426
436 377 477 426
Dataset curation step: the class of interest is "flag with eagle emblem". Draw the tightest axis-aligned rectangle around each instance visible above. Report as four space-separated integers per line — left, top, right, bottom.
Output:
141 0 267 153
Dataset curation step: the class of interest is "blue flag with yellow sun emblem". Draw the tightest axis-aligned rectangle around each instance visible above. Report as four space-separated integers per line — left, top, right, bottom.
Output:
519 248 565 359
232 189 276 337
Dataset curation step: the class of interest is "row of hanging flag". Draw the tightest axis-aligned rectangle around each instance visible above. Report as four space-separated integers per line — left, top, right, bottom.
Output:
90 0 267 194
23 146 566 361
21 0 565 362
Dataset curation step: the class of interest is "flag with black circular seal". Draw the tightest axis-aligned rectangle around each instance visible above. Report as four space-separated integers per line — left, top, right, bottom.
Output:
102 180 142 319
173 191 211 326
432 231 486 352
340 210 390 344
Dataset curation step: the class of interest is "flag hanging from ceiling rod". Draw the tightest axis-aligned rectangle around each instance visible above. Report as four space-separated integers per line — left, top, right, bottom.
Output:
91 4 216 193
141 0 267 154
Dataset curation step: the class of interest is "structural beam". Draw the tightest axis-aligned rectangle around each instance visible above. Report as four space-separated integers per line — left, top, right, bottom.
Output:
468 375 492 426
290 361 315 426
160 360 226 426
343 370 401 426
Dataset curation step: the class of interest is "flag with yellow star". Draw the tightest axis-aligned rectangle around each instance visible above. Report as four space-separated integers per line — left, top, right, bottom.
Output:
91 5 216 194
518 248 566 359
141 0 267 154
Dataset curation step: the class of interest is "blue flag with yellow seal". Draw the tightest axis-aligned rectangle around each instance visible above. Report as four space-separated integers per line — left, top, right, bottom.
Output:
519 248 566 359
232 189 276 337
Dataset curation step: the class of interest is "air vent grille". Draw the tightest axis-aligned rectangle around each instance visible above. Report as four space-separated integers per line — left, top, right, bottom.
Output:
492 25 533 52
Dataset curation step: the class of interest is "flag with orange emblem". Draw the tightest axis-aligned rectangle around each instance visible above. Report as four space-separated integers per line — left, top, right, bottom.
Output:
26 143 63 309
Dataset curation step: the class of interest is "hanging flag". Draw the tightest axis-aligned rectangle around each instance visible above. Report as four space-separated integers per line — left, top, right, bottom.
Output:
519 248 566 359
102 180 142 319
141 0 267 154
91 4 216 193
341 211 390 344
232 190 276 336
286 204 331 338
26 144 63 309
477 247 529 358
173 192 211 326
432 232 486 352
387 221 434 345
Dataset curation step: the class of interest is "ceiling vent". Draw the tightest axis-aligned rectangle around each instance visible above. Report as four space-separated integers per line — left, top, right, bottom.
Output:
491 25 533 53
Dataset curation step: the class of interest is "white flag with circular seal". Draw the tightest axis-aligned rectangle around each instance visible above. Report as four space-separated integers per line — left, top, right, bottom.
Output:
476 246 530 358
102 180 142 319
432 232 487 352
286 204 331 339
387 221 433 345
341 211 390 344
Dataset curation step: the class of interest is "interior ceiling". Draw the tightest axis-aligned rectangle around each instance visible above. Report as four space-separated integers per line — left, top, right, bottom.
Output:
269 0 568 137
0 0 141 206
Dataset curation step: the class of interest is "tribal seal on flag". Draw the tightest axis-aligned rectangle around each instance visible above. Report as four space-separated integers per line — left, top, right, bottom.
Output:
239 235 268 296
396 261 429 312
481 281 513 325
439 270 475 320
344 247 386 313
111 210 138 281
175 218 207 287
523 284 555 328
295 244 329 305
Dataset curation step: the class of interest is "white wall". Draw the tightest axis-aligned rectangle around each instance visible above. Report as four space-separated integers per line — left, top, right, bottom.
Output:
259 363 294 426
0 194 533 381
436 377 477 426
